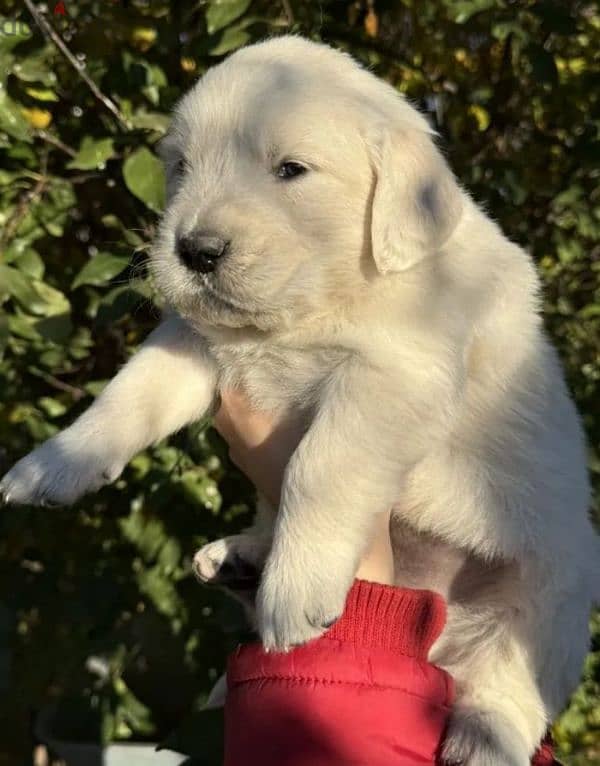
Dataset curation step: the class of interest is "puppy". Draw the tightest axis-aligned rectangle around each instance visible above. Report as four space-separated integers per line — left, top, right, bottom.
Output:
2 37 598 765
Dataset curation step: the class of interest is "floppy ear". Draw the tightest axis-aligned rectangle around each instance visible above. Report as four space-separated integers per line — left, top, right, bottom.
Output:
370 128 463 274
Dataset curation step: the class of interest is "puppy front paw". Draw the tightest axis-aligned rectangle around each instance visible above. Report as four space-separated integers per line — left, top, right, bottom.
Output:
257 549 352 651
442 707 530 766
0 434 125 507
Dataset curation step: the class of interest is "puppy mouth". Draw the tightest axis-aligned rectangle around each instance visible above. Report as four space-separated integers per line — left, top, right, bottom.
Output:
197 273 251 314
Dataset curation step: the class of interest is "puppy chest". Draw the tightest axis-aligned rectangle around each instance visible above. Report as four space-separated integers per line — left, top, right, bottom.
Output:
211 342 347 411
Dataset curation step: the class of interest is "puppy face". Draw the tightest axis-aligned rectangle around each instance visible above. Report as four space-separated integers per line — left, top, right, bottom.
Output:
151 37 462 331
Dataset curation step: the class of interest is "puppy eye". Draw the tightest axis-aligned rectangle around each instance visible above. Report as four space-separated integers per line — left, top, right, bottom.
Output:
277 161 307 180
169 157 187 179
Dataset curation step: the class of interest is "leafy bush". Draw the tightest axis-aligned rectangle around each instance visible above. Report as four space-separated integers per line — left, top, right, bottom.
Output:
0 1 598 764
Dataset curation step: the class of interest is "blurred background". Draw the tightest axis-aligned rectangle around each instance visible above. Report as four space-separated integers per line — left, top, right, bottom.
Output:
0 0 598 764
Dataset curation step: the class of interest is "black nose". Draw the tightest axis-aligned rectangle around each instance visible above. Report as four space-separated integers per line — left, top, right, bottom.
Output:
177 233 229 274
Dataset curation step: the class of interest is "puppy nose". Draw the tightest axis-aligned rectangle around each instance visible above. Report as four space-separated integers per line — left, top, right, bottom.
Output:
177 233 229 274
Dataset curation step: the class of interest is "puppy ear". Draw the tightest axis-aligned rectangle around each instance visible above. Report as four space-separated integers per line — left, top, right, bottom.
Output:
370 128 463 274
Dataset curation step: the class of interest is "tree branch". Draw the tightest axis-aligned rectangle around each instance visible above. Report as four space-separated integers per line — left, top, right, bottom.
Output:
33 370 87 402
0 151 49 251
22 0 131 131
35 129 77 157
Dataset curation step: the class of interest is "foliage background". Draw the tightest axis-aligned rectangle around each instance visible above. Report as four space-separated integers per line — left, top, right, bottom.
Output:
0 0 598 763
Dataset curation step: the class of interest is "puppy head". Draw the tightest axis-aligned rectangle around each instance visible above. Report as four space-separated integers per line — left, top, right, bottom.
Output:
151 36 463 331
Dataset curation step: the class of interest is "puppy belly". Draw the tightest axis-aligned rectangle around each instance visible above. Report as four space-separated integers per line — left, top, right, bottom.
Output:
391 515 469 599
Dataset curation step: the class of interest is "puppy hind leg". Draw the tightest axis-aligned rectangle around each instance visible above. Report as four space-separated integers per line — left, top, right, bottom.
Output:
442 708 531 766
193 494 275 605
193 533 269 590
434 605 547 766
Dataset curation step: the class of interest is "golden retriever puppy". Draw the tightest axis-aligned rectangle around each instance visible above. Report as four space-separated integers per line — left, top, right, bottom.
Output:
2 36 597 766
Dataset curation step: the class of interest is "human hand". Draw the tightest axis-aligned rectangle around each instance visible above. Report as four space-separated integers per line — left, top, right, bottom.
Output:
213 388 306 508
213 389 394 585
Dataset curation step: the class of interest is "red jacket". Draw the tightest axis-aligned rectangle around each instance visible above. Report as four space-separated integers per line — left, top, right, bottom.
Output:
224 580 558 766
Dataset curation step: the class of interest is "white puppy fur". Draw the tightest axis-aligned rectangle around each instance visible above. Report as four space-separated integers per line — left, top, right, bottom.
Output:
2 37 598 765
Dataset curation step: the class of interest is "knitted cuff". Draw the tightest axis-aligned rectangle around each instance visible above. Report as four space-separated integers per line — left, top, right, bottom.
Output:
324 579 447 659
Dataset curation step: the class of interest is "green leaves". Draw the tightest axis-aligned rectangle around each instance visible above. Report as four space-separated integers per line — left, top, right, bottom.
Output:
72 253 130 289
12 51 57 86
122 53 168 106
209 24 251 56
0 89 31 142
67 137 116 171
443 0 502 24
123 147 165 212
0 264 70 316
0 264 41 308
0 17 32 53
206 0 252 34
205 0 255 54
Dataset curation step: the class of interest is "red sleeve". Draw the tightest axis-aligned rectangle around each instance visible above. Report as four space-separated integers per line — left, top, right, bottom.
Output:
224 580 452 766
224 580 561 766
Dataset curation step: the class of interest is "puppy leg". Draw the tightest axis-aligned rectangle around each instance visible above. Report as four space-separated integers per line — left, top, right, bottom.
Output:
442 707 531 766
434 558 593 766
257 357 455 651
434 600 545 766
194 495 275 613
196 505 274 714
194 495 274 584
1 314 217 506
194 534 266 589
